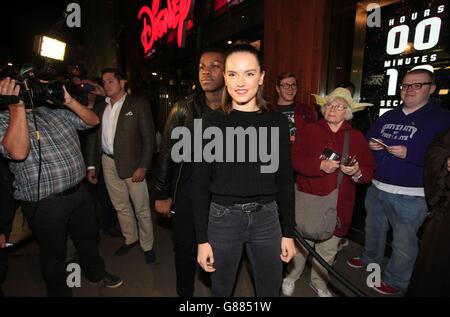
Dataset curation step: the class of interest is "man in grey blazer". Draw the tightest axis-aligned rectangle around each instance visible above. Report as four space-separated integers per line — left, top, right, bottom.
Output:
86 68 156 263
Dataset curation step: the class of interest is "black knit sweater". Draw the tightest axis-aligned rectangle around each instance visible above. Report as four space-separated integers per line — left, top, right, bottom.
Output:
193 109 295 243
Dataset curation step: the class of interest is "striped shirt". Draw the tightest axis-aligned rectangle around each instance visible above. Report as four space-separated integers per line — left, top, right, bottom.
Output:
0 107 92 202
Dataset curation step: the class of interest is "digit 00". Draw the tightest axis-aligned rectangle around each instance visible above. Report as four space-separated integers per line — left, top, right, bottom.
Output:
386 17 441 55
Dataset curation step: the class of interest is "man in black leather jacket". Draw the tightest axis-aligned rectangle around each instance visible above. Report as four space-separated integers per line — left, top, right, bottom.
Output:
154 48 225 297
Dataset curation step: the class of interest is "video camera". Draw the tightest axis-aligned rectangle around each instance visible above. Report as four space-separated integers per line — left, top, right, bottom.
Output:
0 64 89 109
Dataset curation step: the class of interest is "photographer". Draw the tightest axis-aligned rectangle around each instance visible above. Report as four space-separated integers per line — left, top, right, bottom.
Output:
0 77 122 297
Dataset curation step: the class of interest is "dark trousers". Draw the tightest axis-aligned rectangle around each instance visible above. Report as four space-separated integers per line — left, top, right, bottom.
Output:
208 201 282 297
0 156 16 296
22 183 105 297
172 183 197 297
0 249 7 296
96 169 119 230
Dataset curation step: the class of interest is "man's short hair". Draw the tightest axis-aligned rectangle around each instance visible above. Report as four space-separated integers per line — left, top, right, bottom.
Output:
199 47 225 59
101 68 126 81
405 69 435 84
277 72 297 86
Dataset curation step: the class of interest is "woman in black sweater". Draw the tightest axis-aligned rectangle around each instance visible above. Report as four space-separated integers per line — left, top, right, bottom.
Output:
193 43 296 297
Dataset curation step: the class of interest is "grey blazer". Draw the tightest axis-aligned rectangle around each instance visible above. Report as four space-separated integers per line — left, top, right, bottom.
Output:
86 95 156 179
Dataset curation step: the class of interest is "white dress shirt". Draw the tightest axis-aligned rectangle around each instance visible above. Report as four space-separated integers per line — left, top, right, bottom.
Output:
102 94 127 156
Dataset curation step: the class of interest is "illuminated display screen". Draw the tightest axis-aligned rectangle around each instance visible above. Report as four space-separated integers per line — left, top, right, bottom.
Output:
360 1 449 116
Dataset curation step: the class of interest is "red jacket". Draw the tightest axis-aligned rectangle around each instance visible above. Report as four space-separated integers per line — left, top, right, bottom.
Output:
292 119 375 237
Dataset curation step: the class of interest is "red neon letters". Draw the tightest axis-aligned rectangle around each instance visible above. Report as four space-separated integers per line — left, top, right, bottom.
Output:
139 0 193 54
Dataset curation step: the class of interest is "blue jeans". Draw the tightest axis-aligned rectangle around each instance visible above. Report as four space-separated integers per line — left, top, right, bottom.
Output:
208 201 282 297
362 185 428 292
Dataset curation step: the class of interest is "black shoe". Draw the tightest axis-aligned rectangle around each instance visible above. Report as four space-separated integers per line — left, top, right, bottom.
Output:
113 241 139 256
90 272 123 288
144 249 156 264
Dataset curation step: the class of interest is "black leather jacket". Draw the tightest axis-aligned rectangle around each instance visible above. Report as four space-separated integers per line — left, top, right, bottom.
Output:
153 92 206 201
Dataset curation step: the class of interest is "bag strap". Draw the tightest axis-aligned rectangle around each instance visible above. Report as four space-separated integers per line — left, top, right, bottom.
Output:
337 130 350 187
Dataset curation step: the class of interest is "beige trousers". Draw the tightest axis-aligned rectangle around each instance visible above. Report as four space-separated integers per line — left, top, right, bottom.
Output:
102 155 154 251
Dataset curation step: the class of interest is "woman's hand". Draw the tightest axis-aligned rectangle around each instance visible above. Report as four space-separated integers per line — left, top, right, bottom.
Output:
320 160 340 174
280 238 297 263
197 243 216 273
341 161 361 177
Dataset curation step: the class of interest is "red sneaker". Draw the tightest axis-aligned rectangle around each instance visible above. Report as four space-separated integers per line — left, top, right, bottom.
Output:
347 257 364 269
372 281 400 295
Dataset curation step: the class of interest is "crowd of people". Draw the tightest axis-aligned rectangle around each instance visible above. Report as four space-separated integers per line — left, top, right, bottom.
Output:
0 43 449 297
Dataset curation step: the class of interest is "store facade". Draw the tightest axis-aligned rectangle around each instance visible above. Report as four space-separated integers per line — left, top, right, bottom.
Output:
112 0 449 243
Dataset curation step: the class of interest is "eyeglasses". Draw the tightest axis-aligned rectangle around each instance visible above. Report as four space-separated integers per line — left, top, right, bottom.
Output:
279 83 298 90
399 82 432 91
324 103 347 111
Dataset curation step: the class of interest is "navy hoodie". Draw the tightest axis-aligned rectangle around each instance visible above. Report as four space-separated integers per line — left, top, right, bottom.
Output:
367 99 450 188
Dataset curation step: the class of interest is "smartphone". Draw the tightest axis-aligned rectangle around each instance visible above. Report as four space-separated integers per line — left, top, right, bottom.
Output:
342 155 357 166
321 148 341 161
370 137 388 148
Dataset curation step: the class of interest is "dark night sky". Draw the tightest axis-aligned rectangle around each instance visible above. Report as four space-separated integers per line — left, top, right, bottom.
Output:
0 1 83 66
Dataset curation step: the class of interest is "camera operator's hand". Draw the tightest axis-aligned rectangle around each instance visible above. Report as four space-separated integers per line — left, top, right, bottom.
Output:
62 85 74 106
0 78 30 160
62 85 100 127
0 77 24 109
86 169 98 185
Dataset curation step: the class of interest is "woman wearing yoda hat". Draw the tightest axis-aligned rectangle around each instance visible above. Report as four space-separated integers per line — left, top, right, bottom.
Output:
282 88 376 297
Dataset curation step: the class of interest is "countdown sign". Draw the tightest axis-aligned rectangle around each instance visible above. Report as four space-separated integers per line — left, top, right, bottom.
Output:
360 1 449 116
139 0 195 57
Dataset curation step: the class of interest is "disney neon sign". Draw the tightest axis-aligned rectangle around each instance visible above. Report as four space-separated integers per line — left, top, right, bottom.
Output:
138 0 194 55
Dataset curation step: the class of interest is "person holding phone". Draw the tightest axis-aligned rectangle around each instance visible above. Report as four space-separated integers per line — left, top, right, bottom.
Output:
282 87 375 297
348 66 450 295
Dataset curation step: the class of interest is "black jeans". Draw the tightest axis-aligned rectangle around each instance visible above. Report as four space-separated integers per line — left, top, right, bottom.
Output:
22 183 105 297
172 182 197 297
0 156 16 295
208 201 282 297
95 168 119 231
